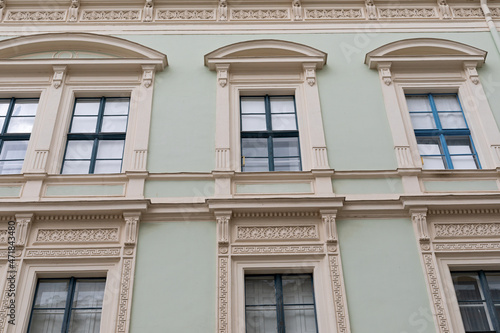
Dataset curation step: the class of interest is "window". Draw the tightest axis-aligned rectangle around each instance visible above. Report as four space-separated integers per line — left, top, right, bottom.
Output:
245 274 318 333
62 97 129 174
27 277 106 333
0 98 38 174
241 96 301 172
452 271 500 333
406 94 480 170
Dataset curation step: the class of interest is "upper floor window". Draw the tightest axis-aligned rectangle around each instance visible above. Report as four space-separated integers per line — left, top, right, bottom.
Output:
245 274 318 333
241 96 301 172
406 94 480 170
61 97 129 174
0 98 38 174
452 271 500 332
28 277 106 333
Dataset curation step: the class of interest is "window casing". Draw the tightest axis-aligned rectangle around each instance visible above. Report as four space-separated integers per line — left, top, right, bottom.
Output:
27 277 106 333
241 95 301 172
245 274 318 333
406 93 480 170
452 271 500 333
0 98 38 174
61 97 129 175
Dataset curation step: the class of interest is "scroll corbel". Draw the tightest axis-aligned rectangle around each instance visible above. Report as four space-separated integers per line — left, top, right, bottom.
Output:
15 214 33 248
411 209 430 251
142 65 155 88
366 0 377 20
52 66 67 89
464 62 480 85
123 213 141 246
216 64 230 88
144 0 154 22
378 63 392 86
303 63 317 86
321 211 338 252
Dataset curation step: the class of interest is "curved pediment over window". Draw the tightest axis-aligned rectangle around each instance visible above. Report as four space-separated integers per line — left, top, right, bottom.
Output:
365 38 487 69
205 39 327 70
0 33 167 69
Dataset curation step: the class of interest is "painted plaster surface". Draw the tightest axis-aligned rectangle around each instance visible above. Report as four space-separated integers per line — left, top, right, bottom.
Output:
333 178 403 194
130 221 216 332
0 186 21 197
145 180 215 197
337 219 435 333
121 32 499 173
236 182 312 194
44 184 124 196
424 180 499 192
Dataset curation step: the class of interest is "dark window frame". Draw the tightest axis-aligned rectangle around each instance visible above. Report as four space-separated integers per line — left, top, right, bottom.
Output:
240 95 302 172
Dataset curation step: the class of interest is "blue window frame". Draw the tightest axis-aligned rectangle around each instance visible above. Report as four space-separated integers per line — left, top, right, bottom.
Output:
406 93 480 170
452 271 500 333
27 277 106 333
61 97 129 174
245 274 318 333
0 98 38 174
240 95 301 172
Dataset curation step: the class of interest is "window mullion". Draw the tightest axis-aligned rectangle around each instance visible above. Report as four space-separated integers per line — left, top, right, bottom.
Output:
2 98 15 134
61 277 76 333
439 134 453 169
89 138 99 174
265 96 274 172
479 271 500 333
275 275 285 333
428 94 443 130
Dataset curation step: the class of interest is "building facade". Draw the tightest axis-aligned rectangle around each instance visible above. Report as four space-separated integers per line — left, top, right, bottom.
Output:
0 0 500 332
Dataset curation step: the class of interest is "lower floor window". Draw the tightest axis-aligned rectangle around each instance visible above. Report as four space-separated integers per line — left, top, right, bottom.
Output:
28 277 106 333
452 271 500 332
245 274 318 333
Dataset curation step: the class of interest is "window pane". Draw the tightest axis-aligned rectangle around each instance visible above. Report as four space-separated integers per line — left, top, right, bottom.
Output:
246 307 278 333
486 273 500 301
245 276 276 305
282 275 314 305
29 310 65 333
242 158 269 172
274 157 301 171
12 100 38 116
101 116 128 133
94 160 122 174
273 137 299 157
446 137 473 155
0 101 9 116
62 160 91 174
272 114 297 131
284 306 317 333
74 100 100 115
0 160 24 174
73 279 106 308
241 98 265 114
103 98 129 115
417 138 442 156
71 117 98 133
452 273 483 301
242 138 268 158
434 95 461 111
451 156 478 170
270 97 295 113
97 140 124 159
421 156 446 170
459 303 492 332
0 141 28 160
406 96 432 111
0 117 5 131
65 141 94 160
242 115 266 131
7 117 35 133
68 310 102 333
34 280 69 308
410 113 436 129
438 112 467 129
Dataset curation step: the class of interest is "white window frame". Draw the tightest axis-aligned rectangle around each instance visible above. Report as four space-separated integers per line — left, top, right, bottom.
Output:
365 38 500 170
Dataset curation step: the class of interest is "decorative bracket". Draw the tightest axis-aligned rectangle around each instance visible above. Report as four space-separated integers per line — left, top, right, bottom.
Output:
216 64 230 88
144 0 154 22
292 0 302 21
303 63 317 86
378 63 392 86
464 62 480 85
437 0 451 19
218 0 228 21
123 213 141 245
216 212 231 245
15 213 33 248
321 211 338 252
0 0 5 21
68 0 80 22
365 0 377 20
52 66 67 89
142 65 155 88
411 209 430 251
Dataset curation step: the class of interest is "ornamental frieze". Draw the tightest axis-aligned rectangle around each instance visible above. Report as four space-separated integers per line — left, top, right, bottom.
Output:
236 225 318 240
35 228 119 243
305 8 363 20
434 223 500 238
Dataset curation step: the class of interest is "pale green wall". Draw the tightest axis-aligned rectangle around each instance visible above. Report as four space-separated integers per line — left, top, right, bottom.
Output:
424 180 499 192
337 219 435 333
333 178 403 194
44 184 124 196
0 186 21 197
145 180 214 197
120 32 500 173
130 221 216 332
236 182 312 194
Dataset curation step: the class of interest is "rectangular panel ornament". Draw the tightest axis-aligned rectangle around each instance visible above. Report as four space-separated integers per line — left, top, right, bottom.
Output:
230 9 290 20
378 7 437 18
156 9 216 21
305 8 363 20
237 225 318 240
5 10 66 21
36 228 119 243
81 10 141 21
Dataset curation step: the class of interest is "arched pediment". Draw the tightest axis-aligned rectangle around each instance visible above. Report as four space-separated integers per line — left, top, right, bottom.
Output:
205 39 327 70
0 33 167 68
365 38 487 69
